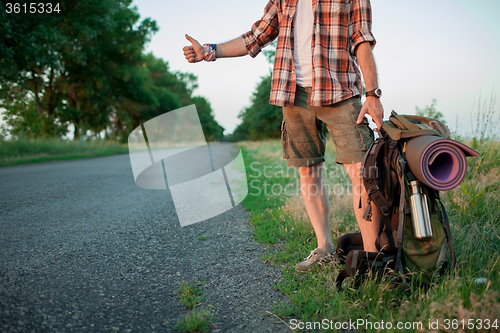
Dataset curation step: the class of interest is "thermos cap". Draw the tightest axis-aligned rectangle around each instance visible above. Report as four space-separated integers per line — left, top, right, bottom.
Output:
410 180 422 193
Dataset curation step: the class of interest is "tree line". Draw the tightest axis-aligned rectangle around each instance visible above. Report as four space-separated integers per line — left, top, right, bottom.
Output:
0 0 224 142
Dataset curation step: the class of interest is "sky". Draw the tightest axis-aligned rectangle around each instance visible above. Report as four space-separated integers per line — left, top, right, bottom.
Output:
131 0 500 136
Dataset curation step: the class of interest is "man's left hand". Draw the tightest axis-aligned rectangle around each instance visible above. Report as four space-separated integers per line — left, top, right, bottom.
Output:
357 96 384 129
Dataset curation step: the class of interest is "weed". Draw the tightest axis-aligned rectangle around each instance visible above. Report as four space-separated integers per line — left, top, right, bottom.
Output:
173 280 214 332
470 90 500 142
176 280 205 309
198 234 208 241
173 308 213 332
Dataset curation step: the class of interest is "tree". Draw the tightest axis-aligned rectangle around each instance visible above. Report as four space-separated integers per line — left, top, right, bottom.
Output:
54 0 159 140
192 96 224 141
0 1 70 137
231 75 281 141
106 53 223 142
0 0 158 139
415 99 446 124
0 0 225 143
229 41 281 141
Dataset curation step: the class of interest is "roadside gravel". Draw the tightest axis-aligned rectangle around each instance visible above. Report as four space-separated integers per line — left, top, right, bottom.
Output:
0 154 290 332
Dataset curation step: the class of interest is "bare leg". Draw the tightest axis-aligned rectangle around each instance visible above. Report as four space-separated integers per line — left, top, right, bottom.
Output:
344 162 381 252
299 162 335 253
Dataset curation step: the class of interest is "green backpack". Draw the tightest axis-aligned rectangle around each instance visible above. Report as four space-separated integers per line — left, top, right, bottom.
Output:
336 111 456 288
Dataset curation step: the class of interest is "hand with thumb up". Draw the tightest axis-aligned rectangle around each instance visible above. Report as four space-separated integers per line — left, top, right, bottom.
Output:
183 34 206 63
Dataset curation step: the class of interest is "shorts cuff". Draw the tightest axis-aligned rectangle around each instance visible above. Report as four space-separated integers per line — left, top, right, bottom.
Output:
286 157 325 168
335 152 366 165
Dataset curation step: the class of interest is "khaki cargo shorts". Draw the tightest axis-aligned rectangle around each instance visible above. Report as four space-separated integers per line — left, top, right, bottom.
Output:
281 85 374 167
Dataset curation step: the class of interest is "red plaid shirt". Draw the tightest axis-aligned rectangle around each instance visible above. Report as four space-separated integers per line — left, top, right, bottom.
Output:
242 0 376 107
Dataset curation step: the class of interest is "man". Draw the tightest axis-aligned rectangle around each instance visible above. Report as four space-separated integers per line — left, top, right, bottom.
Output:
183 0 384 271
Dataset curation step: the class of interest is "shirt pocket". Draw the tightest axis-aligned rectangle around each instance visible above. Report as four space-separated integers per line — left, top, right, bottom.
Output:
324 0 345 13
316 0 346 21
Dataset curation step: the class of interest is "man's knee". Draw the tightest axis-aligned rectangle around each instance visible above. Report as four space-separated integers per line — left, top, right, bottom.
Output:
343 162 362 181
299 162 324 179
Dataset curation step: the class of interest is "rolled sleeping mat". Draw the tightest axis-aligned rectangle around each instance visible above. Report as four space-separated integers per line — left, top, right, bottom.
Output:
405 136 479 191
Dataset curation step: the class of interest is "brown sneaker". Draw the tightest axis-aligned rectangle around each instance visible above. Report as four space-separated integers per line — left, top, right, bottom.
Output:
295 248 335 272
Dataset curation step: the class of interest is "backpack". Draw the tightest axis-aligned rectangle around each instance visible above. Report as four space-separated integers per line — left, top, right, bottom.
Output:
335 111 458 289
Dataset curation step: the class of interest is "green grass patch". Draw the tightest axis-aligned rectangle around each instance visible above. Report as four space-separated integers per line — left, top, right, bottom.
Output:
174 280 213 332
0 137 128 167
174 308 213 333
176 280 205 309
238 139 500 333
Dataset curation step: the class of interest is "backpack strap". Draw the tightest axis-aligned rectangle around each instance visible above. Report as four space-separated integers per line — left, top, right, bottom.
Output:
376 215 396 251
387 111 446 140
386 139 399 202
362 138 392 217
395 154 407 277
436 199 457 275
336 250 398 290
362 134 399 251
390 111 421 131
336 250 365 290
376 139 400 251
336 232 364 264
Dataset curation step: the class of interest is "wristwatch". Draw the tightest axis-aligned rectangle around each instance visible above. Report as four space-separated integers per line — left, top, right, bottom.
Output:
365 88 382 98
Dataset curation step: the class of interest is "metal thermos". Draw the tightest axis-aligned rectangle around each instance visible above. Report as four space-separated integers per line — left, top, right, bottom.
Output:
409 180 433 240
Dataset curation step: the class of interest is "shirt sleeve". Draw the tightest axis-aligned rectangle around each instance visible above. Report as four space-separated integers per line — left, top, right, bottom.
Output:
350 0 376 55
241 0 280 58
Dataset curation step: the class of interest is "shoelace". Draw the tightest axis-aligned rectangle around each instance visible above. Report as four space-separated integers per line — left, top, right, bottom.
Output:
304 249 336 261
303 250 319 260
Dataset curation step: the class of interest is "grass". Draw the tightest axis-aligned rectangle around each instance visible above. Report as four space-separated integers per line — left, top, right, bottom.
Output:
173 309 213 333
174 280 213 332
0 136 128 167
176 280 205 309
238 139 500 332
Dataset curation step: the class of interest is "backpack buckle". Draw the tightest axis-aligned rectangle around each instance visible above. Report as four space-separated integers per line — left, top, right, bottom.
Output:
365 177 375 184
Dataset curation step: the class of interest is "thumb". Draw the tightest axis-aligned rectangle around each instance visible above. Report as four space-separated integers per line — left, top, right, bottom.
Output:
185 34 198 45
356 112 365 125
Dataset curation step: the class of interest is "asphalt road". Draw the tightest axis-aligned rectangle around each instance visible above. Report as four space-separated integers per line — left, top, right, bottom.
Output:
0 154 290 332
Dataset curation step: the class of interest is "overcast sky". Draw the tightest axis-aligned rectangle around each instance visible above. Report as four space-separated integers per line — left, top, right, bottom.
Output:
131 0 500 136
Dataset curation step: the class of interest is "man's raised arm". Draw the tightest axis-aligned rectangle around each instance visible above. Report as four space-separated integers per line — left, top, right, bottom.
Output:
182 34 248 63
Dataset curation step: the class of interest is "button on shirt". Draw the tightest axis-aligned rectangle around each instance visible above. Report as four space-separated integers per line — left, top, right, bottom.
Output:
241 0 376 107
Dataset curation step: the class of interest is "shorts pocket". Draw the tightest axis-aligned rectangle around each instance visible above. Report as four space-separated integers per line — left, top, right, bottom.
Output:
351 114 374 150
281 119 290 159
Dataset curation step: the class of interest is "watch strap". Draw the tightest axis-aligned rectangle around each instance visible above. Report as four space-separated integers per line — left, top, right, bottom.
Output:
365 88 382 98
